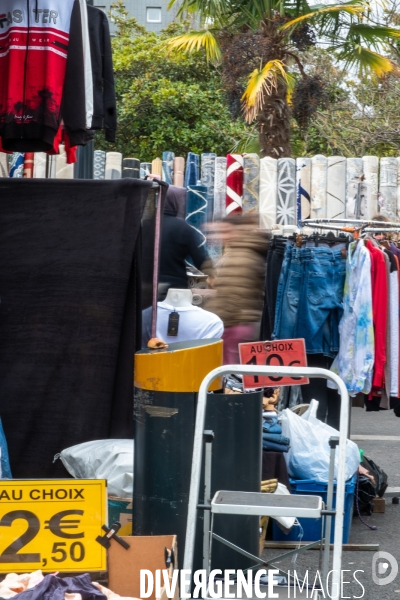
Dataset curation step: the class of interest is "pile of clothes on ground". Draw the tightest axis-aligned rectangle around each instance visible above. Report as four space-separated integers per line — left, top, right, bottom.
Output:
262 412 290 453
0 572 138 600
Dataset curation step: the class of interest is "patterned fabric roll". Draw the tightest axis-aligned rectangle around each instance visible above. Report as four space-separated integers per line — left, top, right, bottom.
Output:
0 153 9 177
226 153 243 215
23 153 35 178
34 153 48 178
105 152 123 180
94 150 106 180
380 157 398 220
122 158 140 179
140 162 152 179
243 153 259 214
162 151 175 184
277 158 296 225
201 152 216 221
151 157 163 178
259 157 277 228
363 156 379 219
186 184 208 249
9 153 25 178
345 158 363 218
213 157 227 220
310 154 327 218
296 157 311 222
173 157 185 187
327 156 346 220
184 152 199 188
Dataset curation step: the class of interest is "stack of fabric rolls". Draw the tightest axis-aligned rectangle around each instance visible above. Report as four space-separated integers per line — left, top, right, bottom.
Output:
262 413 290 453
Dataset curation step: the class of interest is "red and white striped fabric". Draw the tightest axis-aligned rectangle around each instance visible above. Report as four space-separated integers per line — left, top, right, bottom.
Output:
226 154 244 215
23 153 35 178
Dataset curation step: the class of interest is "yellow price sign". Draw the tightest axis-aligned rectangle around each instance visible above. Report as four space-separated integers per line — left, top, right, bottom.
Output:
0 480 107 573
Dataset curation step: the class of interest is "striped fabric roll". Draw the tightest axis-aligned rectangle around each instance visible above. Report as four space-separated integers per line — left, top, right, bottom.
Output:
122 158 140 179
9 153 25 178
94 150 106 180
0 153 9 177
226 154 243 215
201 152 216 221
184 152 199 188
151 157 163 178
162 151 175 184
213 157 227 220
140 162 152 179
105 152 123 180
173 157 185 187
23 153 35 178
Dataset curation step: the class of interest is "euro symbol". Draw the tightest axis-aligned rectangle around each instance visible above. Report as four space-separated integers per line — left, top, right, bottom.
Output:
44 510 84 539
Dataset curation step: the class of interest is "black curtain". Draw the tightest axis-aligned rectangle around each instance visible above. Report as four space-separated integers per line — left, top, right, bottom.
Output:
0 178 152 477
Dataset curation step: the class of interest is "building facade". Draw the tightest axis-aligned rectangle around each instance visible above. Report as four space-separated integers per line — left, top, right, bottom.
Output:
93 0 182 33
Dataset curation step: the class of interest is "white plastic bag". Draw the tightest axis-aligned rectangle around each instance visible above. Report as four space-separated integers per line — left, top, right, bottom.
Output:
281 400 359 482
56 439 133 497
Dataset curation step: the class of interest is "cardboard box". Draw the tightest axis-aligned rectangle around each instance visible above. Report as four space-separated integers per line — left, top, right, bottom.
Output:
108 535 178 600
373 497 386 513
108 497 132 535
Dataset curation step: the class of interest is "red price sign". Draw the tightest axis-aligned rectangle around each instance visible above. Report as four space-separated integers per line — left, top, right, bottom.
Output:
239 338 309 390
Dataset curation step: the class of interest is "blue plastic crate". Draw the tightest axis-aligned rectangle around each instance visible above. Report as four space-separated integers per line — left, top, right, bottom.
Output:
272 473 357 544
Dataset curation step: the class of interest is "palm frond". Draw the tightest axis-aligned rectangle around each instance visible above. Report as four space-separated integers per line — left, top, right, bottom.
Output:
337 46 399 77
349 23 400 41
167 30 222 62
280 1 365 30
242 60 289 123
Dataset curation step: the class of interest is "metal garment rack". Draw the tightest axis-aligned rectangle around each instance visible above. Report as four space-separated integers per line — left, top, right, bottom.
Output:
182 365 350 600
299 217 400 228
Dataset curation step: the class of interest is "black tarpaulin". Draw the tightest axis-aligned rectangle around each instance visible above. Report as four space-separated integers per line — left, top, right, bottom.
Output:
0 178 152 478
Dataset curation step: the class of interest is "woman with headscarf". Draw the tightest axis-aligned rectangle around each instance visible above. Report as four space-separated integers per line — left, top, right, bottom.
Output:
159 186 213 292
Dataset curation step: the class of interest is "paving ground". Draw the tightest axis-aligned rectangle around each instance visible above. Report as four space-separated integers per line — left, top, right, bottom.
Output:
261 407 400 599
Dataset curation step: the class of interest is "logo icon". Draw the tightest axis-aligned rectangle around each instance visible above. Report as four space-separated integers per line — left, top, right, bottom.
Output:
372 551 398 586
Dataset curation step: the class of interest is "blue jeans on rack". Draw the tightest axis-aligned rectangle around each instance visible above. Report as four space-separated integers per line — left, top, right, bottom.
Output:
272 241 295 339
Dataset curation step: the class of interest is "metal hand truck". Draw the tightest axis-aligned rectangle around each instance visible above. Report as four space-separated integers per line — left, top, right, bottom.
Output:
182 365 350 600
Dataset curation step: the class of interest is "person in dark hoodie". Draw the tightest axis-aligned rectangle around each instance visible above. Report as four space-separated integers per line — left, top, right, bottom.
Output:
159 186 213 293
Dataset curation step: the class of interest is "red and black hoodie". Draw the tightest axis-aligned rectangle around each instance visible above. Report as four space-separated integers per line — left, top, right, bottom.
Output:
0 0 90 152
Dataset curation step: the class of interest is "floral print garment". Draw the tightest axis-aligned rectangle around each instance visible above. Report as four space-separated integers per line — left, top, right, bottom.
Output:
331 240 375 395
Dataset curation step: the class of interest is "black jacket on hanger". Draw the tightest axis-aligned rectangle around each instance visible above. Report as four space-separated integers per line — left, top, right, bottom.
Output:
87 5 117 142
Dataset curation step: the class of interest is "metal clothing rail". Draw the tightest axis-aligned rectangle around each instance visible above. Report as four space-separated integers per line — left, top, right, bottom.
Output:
300 217 400 227
182 365 350 600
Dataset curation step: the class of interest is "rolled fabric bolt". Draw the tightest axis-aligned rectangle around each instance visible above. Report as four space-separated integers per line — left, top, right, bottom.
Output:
380 157 398 221
310 154 327 219
94 150 106 180
363 156 379 219
201 152 216 221
184 152 199 188
345 158 363 218
226 153 243 215
0 152 9 177
105 152 122 180
213 157 227 220
23 152 35 178
186 184 208 249
140 162 152 179
173 157 185 187
243 153 260 214
56 145 74 179
296 157 311 222
259 156 277 228
327 156 346 220
9 153 25 178
162 151 175 184
122 158 140 179
277 158 296 225
151 157 162 178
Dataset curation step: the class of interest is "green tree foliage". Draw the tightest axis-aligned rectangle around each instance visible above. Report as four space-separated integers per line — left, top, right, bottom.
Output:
290 49 400 157
97 2 248 160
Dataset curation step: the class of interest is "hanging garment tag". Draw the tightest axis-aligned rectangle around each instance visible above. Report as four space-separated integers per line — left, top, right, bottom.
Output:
167 311 180 336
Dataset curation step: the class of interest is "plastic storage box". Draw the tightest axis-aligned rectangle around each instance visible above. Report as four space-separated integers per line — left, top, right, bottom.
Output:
272 474 357 544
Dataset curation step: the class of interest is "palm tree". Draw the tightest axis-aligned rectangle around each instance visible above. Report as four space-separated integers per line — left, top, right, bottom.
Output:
167 0 400 157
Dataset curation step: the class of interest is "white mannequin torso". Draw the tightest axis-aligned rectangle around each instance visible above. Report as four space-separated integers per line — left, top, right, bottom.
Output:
158 288 193 308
